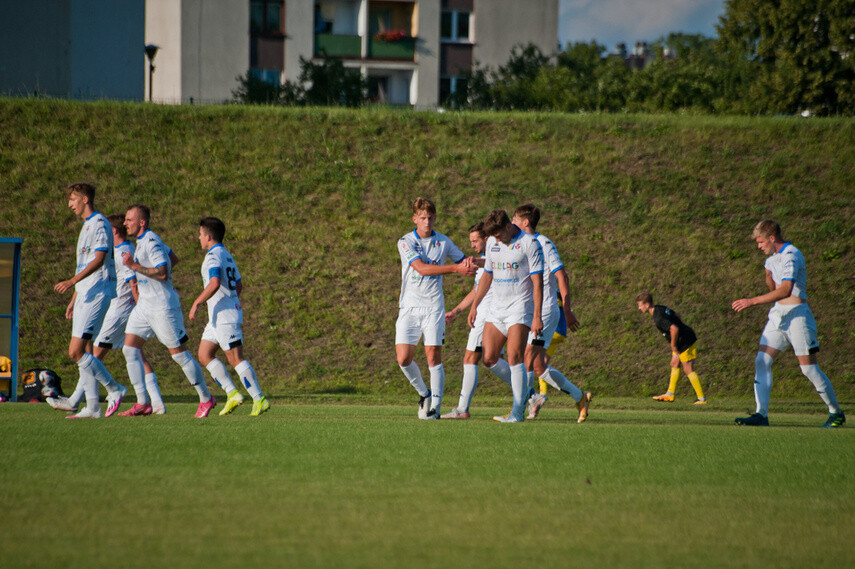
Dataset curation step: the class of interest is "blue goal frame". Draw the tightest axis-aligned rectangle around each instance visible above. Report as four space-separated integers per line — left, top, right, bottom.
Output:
0 238 22 402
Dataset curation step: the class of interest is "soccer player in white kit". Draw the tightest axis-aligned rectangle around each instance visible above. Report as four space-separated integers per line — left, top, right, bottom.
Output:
189 217 269 416
50 214 165 414
52 182 127 419
467 209 544 423
442 222 514 419
396 198 476 419
511 204 590 423
731 220 845 427
120 204 216 418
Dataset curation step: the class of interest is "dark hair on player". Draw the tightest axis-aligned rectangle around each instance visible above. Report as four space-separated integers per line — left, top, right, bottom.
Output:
199 217 226 243
66 181 96 203
468 222 485 237
128 204 151 224
635 292 654 305
107 214 128 240
513 203 540 229
483 210 511 237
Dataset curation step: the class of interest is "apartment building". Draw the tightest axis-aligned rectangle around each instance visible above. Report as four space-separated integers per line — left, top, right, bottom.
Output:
0 0 144 100
148 0 558 107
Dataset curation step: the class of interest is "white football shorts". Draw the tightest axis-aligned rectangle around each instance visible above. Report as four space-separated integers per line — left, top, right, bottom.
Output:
125 305 189 349
71 293 111 340
760 303 819 357
528 307 560 349
488 299 533 337
395 307 445 346
94 298 135 348
202 320 244 352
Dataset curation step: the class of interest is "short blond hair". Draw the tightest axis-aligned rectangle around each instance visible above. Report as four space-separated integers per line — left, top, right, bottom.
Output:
752 220 783 240
412 197 436 216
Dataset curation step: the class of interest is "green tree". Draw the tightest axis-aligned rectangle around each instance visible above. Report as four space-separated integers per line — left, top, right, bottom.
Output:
716 0 854 115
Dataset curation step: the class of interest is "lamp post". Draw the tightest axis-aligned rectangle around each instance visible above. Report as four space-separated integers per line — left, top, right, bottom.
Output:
145 44 159 102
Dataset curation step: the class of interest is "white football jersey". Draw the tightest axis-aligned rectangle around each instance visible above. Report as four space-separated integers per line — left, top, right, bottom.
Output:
398 230 466 310
113 240 137 309
473 255 495 319
74 212 116 300
765 242 807 301
133 229 180 311
201 243 242 325
534 232 564 316
484 227 544 307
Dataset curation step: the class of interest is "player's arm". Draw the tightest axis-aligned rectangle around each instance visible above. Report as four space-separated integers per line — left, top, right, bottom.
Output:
447 283 478 323
190 276 220 321
669 325 681 367
169 249 180 269
554 268 580 332
65 291 77 319
467 272 493 327
410 257 475 277
129 278 140 303
236 280 243 297
530 272 544 337
54 250 108 294
732 271 793 312
123 252 168 282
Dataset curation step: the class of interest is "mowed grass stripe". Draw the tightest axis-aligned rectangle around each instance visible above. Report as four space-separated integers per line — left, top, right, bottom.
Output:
1 403 852 569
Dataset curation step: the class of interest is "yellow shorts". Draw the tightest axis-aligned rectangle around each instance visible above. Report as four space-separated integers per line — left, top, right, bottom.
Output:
545 332 565 358
679 343 698 363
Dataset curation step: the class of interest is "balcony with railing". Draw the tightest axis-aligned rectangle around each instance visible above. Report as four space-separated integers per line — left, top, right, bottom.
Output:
313 0 417 62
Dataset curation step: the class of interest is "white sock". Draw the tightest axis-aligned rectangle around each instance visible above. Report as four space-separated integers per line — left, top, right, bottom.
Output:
458 364 479 412
510 363 527 419
82 352 120 394
429 364 445 413
69 381 85 408
400 361 428 397
122 345 150 405
488 358 512 386
206 358 237 394
75 359 99 412
754 352 773 416
540 367 583 402
145 372 164 410
171 351 211 402
800 364 840 413
526 370 536 396
235 360 263 401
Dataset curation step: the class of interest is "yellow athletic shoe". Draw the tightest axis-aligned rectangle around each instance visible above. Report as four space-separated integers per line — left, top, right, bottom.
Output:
693 399 708 405
250 396 270 416
652 393 675 402
219 390 245 416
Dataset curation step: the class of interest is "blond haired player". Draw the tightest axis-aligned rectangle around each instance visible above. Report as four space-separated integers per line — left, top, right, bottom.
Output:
731 220 845 427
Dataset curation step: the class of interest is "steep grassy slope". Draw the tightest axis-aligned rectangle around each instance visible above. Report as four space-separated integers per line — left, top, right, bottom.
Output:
1 100 852 400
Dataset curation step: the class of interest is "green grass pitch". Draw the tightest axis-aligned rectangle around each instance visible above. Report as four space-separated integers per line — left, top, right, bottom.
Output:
1 400 852 569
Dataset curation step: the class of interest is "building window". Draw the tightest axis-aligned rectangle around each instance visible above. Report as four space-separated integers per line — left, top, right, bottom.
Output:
251 0 283 35
440 76 467 105
250 69 282 86
441 10 472 43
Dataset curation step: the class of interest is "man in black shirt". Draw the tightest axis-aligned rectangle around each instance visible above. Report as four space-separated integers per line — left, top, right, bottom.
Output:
636 292 706 404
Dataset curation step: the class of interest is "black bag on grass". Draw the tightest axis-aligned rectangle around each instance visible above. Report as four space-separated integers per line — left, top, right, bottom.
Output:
21 369 64 402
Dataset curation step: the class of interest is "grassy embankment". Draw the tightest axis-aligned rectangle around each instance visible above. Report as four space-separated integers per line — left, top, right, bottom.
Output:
1 99 853 406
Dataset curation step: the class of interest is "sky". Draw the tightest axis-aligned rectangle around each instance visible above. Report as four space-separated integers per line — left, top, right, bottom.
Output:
558 0 726 52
